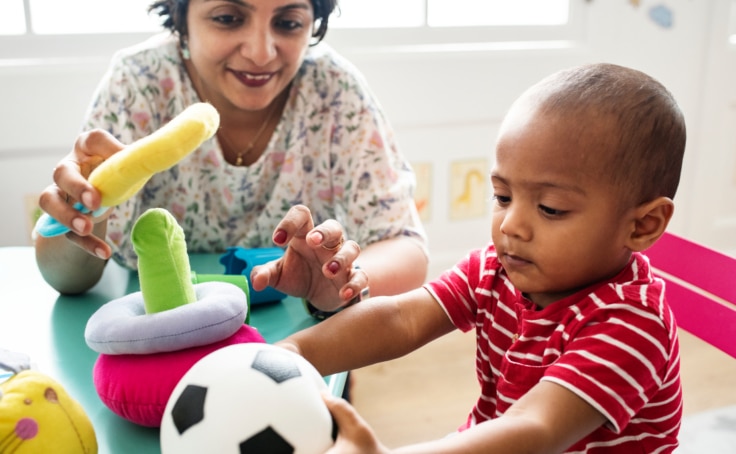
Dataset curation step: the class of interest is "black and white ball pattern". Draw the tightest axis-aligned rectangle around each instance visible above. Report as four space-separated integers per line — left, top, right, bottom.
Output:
161 343 336 454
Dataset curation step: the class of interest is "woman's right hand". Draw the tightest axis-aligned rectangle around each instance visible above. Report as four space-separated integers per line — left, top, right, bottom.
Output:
36 129 124 258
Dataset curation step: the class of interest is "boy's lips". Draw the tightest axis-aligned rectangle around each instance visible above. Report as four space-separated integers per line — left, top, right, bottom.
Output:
501 252 533 269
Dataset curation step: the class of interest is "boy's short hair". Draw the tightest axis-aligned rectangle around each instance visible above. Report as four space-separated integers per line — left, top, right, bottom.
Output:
526 63 686 206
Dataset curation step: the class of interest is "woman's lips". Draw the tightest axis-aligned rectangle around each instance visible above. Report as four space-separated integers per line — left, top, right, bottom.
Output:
232 71 274 88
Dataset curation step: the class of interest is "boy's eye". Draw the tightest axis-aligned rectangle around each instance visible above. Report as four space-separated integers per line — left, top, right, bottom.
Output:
493 195 511 206
539 205 567 217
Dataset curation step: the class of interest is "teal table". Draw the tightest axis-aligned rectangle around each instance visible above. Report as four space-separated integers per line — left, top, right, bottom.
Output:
0 247 345 453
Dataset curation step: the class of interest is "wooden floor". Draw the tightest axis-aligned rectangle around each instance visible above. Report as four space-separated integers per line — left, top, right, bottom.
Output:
351 328 736 449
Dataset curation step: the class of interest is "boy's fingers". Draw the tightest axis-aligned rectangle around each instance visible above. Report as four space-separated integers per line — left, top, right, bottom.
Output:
322 392 364 430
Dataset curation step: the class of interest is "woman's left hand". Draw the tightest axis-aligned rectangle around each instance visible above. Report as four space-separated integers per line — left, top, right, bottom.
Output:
249 205 368 312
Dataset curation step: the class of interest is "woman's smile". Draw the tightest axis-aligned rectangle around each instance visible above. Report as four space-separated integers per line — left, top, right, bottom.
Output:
231 70 275 88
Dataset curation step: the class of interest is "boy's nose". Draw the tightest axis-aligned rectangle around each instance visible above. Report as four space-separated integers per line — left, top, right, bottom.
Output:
499 205 531 240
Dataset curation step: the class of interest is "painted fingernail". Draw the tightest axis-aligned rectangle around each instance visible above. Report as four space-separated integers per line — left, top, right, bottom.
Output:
72 217 86 234
273 229 287 244
328 261 340 274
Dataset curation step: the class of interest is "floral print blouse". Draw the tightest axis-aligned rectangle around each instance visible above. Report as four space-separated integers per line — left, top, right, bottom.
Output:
83 34 427 269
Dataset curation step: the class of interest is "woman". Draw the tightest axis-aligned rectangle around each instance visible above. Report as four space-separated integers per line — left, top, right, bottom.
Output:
35 0 428 312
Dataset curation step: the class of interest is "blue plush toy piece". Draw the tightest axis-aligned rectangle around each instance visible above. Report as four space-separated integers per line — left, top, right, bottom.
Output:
34 203 107 237
220 247 287 304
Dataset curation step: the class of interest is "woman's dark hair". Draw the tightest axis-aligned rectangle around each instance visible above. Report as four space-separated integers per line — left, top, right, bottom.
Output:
148 0 338 46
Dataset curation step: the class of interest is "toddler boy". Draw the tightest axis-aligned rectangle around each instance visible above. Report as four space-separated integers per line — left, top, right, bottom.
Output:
279 62 686 453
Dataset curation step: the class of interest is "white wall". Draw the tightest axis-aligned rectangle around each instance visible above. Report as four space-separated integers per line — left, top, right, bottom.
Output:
1 1 734 278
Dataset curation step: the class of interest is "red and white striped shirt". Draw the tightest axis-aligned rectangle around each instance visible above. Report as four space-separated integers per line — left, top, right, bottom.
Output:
425 243 682 453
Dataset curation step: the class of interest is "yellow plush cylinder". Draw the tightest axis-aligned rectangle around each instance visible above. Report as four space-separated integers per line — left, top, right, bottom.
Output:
88 102 220 207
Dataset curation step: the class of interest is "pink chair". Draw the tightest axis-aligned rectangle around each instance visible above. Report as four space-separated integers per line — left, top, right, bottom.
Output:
645 231 736 452
646 231 736 358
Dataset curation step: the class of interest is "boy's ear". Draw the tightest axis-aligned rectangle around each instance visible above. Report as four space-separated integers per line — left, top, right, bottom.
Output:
626 197 675 252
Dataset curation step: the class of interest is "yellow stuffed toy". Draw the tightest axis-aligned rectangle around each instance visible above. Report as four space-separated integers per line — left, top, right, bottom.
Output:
34 102 220 237
88 102 220 207
0 370 97 453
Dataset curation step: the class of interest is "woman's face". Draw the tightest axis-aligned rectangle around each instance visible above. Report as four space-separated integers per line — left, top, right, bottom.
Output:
185 0 314 113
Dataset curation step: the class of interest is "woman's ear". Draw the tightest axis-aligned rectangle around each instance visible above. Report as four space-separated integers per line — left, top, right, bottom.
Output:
626 197 675 252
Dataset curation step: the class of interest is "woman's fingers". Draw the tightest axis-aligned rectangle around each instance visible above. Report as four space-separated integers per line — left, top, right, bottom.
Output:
43 130 126 229
272 204 316 246
47 131 121 218
75 129 126 169
266 204 369 307
65 230 112 259
249 259 281 292
339 263 369 302
307 218 346 250
63 130 123 204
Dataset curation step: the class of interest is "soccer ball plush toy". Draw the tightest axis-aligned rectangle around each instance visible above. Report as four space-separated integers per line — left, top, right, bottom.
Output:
160 343 336 454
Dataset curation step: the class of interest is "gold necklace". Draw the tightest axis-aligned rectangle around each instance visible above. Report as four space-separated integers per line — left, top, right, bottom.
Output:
221 101 279 166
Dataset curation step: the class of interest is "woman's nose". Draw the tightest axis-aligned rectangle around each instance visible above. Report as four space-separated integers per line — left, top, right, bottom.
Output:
240 26 277 66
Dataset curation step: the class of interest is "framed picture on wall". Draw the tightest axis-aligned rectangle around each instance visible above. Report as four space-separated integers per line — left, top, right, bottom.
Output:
449 158 488 220
412 161 432 222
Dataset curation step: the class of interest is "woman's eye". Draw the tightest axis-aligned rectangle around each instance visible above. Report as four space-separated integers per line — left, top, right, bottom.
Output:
274 19 303 31
212 14 243 26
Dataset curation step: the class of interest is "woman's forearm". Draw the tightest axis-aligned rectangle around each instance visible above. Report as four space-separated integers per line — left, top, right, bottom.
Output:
356 236 428 297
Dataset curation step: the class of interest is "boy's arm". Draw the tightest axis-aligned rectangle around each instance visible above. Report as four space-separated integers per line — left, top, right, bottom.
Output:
398 381 606 453
277 287 455 376
324 380 606 454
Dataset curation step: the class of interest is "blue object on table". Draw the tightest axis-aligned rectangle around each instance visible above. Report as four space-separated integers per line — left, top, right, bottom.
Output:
34 202 108 237
219 247 287 305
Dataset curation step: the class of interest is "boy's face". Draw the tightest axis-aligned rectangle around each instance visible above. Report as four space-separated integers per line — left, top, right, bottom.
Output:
490 101 637 307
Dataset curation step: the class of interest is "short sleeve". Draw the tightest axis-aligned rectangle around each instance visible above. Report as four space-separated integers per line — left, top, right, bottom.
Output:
425 248 490 332
542 302 675 433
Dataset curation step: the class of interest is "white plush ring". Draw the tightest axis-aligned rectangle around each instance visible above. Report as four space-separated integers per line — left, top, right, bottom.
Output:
84 282 248 355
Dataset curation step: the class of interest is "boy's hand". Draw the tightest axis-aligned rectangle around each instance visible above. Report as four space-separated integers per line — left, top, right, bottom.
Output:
322 393 390 454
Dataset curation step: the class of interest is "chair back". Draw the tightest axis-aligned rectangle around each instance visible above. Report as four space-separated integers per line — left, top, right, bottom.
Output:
645 231 736 358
